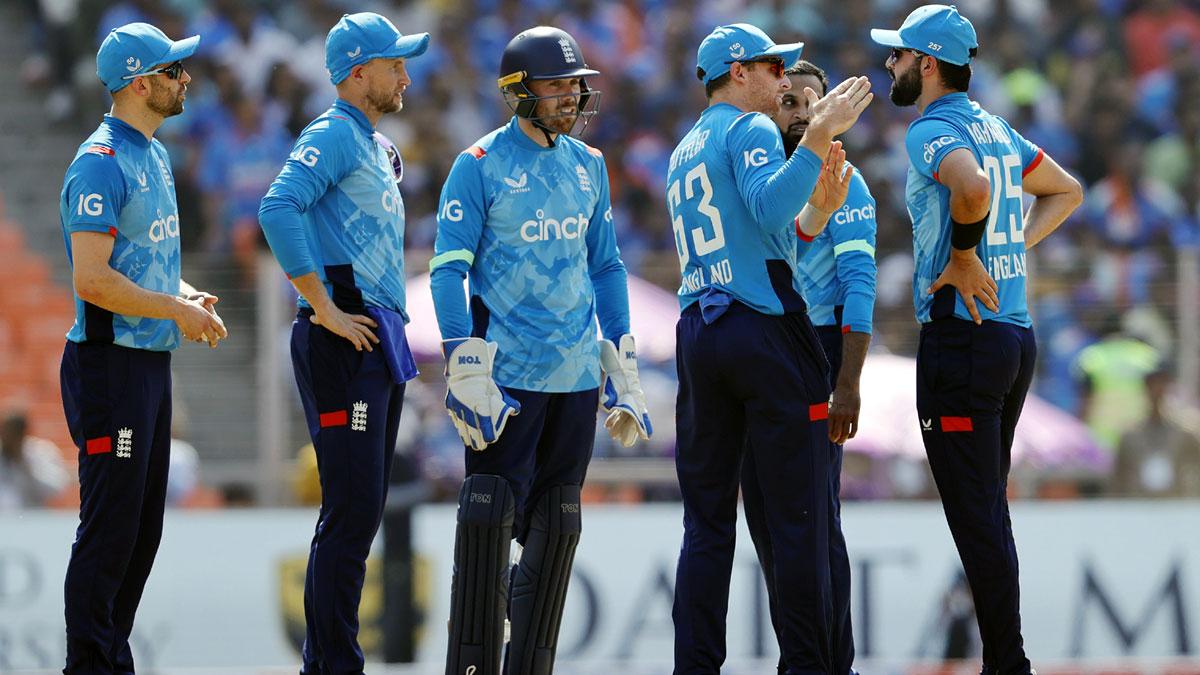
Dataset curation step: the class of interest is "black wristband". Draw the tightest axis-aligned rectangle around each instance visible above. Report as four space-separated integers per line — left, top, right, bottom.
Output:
951 213 989 251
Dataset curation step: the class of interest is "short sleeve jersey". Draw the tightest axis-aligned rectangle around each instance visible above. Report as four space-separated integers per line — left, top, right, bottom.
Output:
904 92 1044 326
60 115 182 350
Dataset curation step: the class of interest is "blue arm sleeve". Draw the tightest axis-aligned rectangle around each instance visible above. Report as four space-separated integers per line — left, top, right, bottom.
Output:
584 153 630 339
831 172 878 335
63 151 128 235
429 149 490 340
258 121 351 279
729 113 823 234
905 117 969 182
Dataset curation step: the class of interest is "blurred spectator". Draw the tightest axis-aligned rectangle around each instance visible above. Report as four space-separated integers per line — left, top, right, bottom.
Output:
1121 0 1200 79
1073 314 1161 452
0 410 69 511
1111 363 1200 497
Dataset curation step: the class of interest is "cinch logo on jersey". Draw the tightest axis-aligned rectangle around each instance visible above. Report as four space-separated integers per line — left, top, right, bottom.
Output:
923 135 958 164
520 209 590 243
834 202 876 225
381 189 402 214
149 213 180 242
290 145 320 167
744 148 768 167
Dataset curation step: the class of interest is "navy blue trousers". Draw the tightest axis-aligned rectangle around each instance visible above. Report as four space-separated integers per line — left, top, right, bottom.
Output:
674 304 833 675
61 341 172 675
916 319 1036 675
742 323 855 674
292 315 406 675
464 387 597 545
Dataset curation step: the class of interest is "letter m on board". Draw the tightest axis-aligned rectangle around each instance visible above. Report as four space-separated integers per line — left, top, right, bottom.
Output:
1070 559 1193 655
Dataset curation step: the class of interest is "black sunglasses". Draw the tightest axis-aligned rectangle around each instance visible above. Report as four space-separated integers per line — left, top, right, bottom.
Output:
123 60 185 81
726 56 786 78
889 47 925 62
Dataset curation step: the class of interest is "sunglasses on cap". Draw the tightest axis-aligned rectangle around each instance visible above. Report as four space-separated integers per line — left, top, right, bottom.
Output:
726 56 786 78
122 60 185 81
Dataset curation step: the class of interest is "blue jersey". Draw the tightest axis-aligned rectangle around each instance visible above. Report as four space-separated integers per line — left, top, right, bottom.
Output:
904 92 1043 326
667 103 823 315
259 99 409 316
60 115 182 351
430 117 629 393
797 167 877 334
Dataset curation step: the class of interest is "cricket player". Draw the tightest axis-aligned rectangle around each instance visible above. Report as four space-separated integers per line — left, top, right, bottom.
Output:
258 12 427 674
742 58 878 674
431 26 651 675
668 22 871 674
871 5 1083 671
59 22 227 673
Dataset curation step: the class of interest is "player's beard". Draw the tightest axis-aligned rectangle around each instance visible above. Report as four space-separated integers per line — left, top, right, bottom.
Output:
367 81 402 115
535 96 578 135
147 79 185 117
889 61 922 106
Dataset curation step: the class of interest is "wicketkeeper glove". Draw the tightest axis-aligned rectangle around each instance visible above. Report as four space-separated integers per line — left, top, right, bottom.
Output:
443 337 521 451
598 334 653 447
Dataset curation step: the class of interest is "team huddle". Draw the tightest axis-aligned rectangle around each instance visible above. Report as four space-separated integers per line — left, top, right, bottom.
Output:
58 4 1082 675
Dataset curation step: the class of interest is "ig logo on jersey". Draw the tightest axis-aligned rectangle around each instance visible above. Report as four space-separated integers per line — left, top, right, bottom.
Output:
743 148 768 167
290 146 321 167
76 193 104 217
441 199 464 222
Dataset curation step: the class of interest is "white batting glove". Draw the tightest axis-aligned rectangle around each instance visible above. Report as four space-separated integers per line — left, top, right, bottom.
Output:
598 334 653 447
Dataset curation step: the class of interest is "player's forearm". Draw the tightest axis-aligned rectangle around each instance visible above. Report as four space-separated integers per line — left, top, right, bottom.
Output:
797 127 834 161
796 203 832 241
74 267 184 322
835 331 871 391
1023 193 1080 249
429 264 472 340
288 272 338 315
259 199 317 279
590 263 630 340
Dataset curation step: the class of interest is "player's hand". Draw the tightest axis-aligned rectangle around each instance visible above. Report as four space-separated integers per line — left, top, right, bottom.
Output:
184 290 227 348
806 76 873 139
443 338 521 451
173 296 228 348
828 385 860 444
311 305 379 352
599 335 653 447
928 248 1000 325
807 141 853 214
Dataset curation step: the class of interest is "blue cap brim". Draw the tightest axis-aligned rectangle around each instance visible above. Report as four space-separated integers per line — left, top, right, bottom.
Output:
161 34 200 64
382 32 430 60
762 41 804 69
869 29 906 49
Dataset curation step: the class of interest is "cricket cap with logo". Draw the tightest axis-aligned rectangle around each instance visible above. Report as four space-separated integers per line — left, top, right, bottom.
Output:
870 4 978 66
696 23 804 85
325 12 430 85
96 22 200 93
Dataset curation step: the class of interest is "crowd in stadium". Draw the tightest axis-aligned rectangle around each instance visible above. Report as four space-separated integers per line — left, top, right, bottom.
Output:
8 0 1200 506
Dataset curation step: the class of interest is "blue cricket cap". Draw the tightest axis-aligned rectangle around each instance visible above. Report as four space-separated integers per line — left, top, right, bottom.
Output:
96 22 200 93
696 23 804 85
325 12 430 85
870 4 977 66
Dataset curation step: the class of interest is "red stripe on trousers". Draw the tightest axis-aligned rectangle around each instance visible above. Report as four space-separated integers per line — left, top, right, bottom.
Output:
86 437 112 455
810 403 829 421
940 416 974 432
319 410 348 427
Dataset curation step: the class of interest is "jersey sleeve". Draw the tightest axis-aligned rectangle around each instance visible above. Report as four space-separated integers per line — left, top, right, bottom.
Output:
1006 122 1044 177
728 112 823 234
584 151 630 340
831 171 878 335
257 120 354 279
63 151 128 235
429 147 491 340
905 117 969 181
